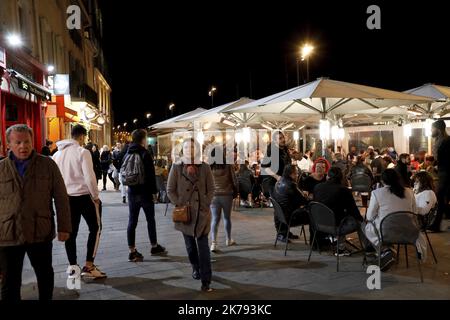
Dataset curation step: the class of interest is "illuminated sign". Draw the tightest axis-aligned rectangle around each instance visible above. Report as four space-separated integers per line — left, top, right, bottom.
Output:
54 74 70 95
18 78 51 101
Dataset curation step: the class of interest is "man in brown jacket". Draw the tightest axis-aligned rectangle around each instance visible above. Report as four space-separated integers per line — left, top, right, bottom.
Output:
0 124 71 301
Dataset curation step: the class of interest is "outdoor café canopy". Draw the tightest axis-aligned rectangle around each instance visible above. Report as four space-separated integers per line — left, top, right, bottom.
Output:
170 97 307 129
150 108 207 130
180 97 255 124
227 78 434 119
405 83 450 117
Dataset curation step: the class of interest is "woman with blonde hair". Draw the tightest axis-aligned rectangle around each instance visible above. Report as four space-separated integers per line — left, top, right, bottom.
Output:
167 138 215 292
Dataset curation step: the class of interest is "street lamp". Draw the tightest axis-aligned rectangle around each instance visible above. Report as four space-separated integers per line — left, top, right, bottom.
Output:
300 43 314 83
146 113 152 119
208 86 217 107
6 33 23 47
169 103 175 117
133 118 138 124
47 65 55 73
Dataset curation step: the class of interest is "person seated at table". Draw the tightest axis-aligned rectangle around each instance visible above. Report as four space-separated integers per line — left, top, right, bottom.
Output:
383 155 395 169
362 169 426 270
395 153 412 188
298 149 314 173
347 155 374 183
272 165 309 243
413 171 437 217
332 153 349 176
312 167 363 255
237 161 255 208
300 158 329 194
410 154 420 172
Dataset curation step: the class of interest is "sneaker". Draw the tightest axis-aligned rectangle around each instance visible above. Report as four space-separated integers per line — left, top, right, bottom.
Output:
201 282 213 292
334 248 352 256
210 242 218 252
150 244 167 256
81 265 107 279
122 196 126 204
380 249 395 272
128 249 144 262
226 239 236 246
192 269 201 280
277 234 291 243
66 264 81 279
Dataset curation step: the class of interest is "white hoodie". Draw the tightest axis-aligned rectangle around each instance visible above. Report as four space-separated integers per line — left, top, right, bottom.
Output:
52 139 99 200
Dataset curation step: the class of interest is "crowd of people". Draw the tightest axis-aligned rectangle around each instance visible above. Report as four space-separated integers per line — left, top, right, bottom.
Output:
0 119 449 300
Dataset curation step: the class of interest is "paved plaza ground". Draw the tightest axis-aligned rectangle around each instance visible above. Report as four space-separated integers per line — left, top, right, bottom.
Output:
19 181 450 300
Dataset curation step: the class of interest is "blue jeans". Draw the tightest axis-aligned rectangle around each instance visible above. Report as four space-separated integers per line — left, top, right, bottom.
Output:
127 192 157 247
183 234 212 284
210 195 233 243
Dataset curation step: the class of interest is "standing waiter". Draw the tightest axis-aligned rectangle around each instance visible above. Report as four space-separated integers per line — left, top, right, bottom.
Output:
430 119 450 231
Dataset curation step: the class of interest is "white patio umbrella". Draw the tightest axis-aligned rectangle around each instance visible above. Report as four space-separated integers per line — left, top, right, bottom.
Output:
227 78 433 118
150 108 207 130
405 83 450 117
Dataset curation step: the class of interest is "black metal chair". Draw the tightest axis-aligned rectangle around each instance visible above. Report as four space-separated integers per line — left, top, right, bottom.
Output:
350 173 372 213
368 211 423 282
418 205 438 264
307 202 361 271
270 197 308 256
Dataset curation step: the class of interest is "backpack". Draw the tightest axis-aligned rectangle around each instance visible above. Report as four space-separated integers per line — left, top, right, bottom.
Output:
120 152 145 186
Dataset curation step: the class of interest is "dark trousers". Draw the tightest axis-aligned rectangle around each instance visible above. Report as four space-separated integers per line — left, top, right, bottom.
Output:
102 170 115 189
276 208 309 236
0 242 53 301
66 195 101 265
434 173 450 229
127 192 157 247
183 234 212 284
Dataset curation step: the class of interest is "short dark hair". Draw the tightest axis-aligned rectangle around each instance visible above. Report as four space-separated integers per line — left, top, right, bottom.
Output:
413 171 434 193
132 129 147 144
327 166 343 182
282 164 298 179
71 124 87 139
432 119 446 131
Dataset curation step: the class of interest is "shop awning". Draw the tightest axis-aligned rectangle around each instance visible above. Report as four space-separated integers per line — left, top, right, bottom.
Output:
9 69 52 101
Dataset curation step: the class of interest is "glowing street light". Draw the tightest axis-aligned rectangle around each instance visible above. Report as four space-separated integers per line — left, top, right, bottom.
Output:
133 118 138 124
146 113 152 119
208 86 217 107
168 103 175 117
6 33 23 47
300 43 314 83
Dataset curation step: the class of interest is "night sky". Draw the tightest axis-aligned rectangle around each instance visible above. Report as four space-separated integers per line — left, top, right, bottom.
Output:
100 1 450 128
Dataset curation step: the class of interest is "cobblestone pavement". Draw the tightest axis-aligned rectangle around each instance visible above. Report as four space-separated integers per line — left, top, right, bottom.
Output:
18 181 450 300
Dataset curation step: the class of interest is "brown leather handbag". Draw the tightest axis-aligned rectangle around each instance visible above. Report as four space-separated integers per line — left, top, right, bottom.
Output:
172 204 191 223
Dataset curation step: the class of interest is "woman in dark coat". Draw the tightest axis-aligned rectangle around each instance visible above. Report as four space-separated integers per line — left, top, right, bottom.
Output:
167 138 215 292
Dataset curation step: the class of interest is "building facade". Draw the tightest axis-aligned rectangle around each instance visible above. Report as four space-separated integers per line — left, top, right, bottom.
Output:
0 0 112 156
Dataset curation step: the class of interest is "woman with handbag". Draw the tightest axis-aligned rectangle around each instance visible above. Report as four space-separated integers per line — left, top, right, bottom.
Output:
209 146 239 253
167 138 215 292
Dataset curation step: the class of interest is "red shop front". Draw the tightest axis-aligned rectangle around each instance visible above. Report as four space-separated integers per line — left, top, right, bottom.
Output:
0 46 50 156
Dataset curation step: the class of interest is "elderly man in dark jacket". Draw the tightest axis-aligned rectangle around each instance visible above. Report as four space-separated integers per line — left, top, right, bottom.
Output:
0 124 71 301
272 164 309 243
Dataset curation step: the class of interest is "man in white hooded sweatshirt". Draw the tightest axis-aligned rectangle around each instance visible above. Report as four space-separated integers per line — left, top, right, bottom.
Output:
53 124 106 279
